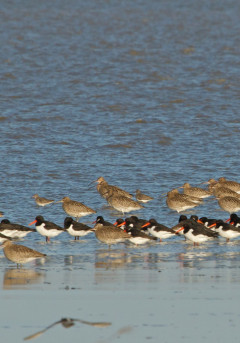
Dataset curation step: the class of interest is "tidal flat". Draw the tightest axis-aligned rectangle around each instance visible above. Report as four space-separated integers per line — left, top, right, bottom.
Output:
1 237 240 342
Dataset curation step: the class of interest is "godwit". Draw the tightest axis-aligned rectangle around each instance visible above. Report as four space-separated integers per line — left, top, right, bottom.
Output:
166 189 200 212
106 189 144 214
182 183 211 199
218 196 240 213
32 194 54 207
57 196 96 221
2 240 46 267
92 223 131 248
218 177 240 193
135 189 153 203
95 176 132 199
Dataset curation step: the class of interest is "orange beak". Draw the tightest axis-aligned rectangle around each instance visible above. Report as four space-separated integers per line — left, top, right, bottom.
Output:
29 219 37 226
141 222 150 228
225 218 230 222
208 223 216 228
117 221 126 227
197 219 203 224
92 220 96 224
175 226 184 234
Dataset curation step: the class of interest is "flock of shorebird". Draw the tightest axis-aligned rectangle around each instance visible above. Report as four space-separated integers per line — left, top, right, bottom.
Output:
166 177 240 213
1 176 240 267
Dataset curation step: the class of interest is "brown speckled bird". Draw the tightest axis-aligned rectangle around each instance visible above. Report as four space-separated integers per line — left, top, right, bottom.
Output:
2 240 46 267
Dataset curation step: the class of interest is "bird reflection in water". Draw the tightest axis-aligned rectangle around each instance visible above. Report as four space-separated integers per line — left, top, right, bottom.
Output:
96 325 133 343
24 317 111 341
64 255 73 265
95 249 132 270
177 250 213 268
3 268 45 290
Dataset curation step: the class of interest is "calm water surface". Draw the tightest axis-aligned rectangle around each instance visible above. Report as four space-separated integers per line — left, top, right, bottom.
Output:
1 0 240 342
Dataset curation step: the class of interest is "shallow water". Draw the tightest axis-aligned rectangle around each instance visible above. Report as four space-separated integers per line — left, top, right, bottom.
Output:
1 0 240 341
1 238 240 342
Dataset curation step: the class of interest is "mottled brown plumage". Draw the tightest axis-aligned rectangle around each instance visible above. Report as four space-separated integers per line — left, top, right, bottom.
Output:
212 185 240 199
166 189 200 212
218 196 240 213
182 183 211 199
136 189 154 203
95 176 132 199
57 196 96 221
107 190 144 214
32 194 54 206
218 177 240 193
93 223 130 247
2 240 46 267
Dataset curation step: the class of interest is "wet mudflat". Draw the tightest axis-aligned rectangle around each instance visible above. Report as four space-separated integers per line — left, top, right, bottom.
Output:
1 236 240 342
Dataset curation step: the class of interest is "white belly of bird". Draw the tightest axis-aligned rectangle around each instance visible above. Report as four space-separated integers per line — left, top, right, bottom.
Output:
184 229 211 243
139 199 151 203
1 230 19 238
100 237 126 244
129 236 151 245
216 228 240 239
14 256 39 264
181 204 197 212
0 237 8 243
66 209 92 217
36 224 62 238
67 225 90 237
14 231 32 239
148 227 173 239
115 205 141 213
173 203 196 212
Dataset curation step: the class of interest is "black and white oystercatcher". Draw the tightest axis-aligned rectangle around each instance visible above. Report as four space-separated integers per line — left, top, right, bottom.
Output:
29 215 65 242
64 217 93 240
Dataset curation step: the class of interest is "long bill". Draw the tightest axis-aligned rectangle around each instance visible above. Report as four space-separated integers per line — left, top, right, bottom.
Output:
208 223 216 228
141 222 150 228
175 227 184 234
117 221 126 227
29 219 37 226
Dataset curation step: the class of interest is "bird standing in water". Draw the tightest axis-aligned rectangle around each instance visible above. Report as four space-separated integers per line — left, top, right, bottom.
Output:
2 240 46 268
135 189 154 203
32 194 55 207
92 223 131 248
57 196 96 221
